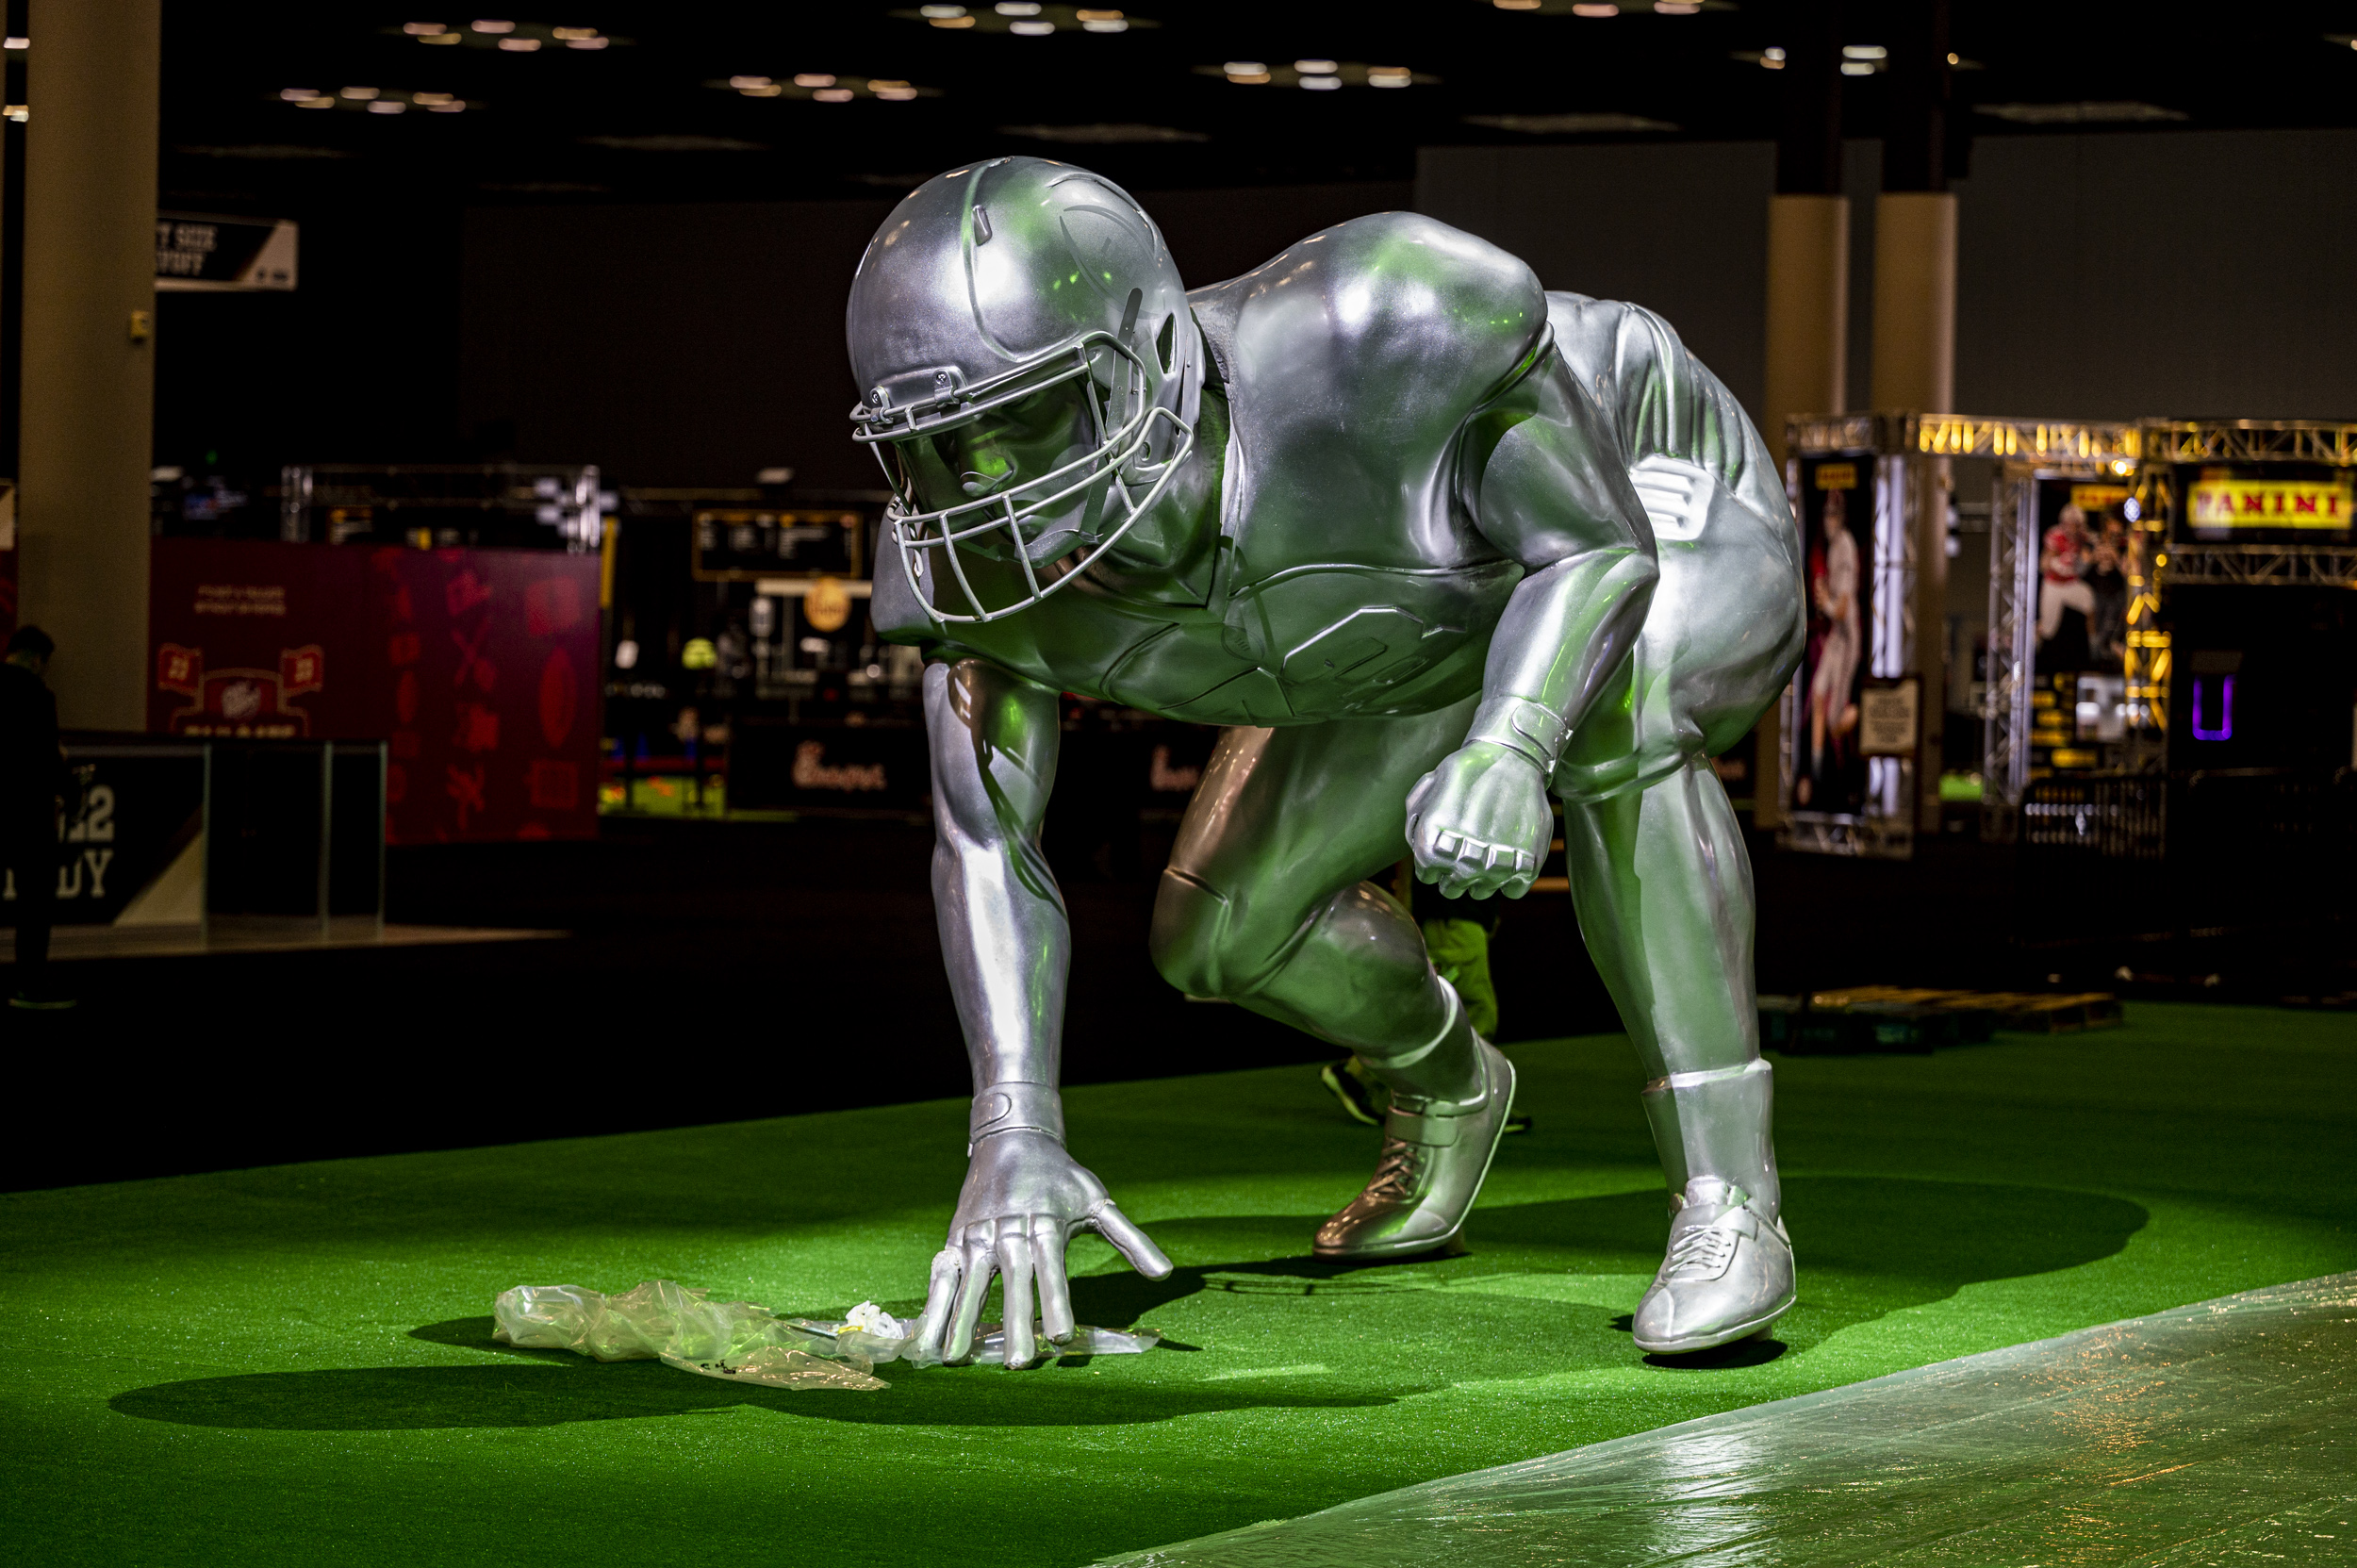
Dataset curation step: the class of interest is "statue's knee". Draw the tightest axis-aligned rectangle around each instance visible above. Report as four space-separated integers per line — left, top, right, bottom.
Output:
1149 868 1235 998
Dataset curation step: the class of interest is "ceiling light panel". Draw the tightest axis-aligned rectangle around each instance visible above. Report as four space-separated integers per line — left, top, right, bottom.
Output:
384 21 624 49
1195 62 1436 90
887 5 1160 34
707 75 941 101
281 87 473 113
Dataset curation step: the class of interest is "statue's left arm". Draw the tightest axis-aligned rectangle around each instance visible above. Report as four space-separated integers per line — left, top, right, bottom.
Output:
1406 338 1660 898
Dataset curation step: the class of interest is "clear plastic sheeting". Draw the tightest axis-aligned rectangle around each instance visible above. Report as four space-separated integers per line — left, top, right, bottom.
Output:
492 1280 1163 1389
1100 1272 2357 1566
494 1280 888 1391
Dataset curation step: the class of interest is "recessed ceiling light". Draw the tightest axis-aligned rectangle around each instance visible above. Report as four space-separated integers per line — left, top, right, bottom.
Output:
740 83 783 96
1012 20 1054 32
1656 1 1699 11
1295 58 1337 74
815 88 856 101
369 100 408 114
413 91 454 105
2 37 27 49
1839 60 1872 74
1572 4 1619 15
1301 76 1340 91
1367 67 1411 88
1078 10 1128 32
552 25 598 39
280 88 323 101
1225 59 1266 74
341 86 381 99
295 96 335 108
1842 44 1887 59
565 36 607 48
919 3 964 12
428 100 469 112
1493 0 1541 8
794 73 837 87
420 31 462 43
996 1 1042 11
730 74 773 89
403 21 447 34
470 19 516 33
498 37 541 51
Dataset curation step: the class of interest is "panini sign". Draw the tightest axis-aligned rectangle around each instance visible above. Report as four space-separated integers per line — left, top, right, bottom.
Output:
2186 478 2352 532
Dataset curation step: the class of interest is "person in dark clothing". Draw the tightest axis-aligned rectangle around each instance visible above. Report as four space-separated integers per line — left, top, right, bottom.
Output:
0 624 73 1009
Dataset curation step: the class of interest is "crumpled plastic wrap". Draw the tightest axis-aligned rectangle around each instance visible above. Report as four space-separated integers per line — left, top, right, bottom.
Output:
494 1279 889 1390
492 1279 1163 1388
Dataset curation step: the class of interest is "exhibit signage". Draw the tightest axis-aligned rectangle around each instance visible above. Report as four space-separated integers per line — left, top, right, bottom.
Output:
148 538 602 843
155 213 298 292
2184 476 2352 535
1858 679 1920 758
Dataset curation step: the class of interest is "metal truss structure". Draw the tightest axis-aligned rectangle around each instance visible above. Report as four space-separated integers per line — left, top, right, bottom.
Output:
1790 414 2357 844
2159 545 2357 588
2142 420 2357 467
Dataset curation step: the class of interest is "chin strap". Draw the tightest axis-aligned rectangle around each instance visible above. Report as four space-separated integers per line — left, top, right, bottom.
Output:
968 1081 1065 1155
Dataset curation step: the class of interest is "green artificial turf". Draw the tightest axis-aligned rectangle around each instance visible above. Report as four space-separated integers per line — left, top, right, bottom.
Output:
4 1002 2352 1566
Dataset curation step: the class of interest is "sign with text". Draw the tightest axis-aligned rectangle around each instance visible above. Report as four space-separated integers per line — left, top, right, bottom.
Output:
156 213 298 291
149 538 601 842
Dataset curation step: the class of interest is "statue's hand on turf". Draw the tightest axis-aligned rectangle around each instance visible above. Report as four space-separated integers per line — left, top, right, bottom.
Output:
1406 742 1552 900
913 1131 1171 1368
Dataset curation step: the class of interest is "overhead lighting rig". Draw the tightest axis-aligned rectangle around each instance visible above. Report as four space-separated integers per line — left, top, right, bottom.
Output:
388 21 625 50
1199 61 1431 90
892 6 1156 35
712 74 940 102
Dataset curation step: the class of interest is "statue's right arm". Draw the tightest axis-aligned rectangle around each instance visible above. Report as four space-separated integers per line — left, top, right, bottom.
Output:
913 657 1171 1367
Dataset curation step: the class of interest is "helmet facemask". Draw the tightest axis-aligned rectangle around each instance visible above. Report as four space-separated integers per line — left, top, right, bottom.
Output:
855 309 1196 625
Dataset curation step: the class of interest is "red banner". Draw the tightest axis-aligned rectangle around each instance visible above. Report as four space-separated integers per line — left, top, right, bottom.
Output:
148 538 600 843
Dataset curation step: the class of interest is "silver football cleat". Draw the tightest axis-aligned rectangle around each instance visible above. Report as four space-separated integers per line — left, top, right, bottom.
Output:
1314 1039 1517 1261
1632 1177 1795 1354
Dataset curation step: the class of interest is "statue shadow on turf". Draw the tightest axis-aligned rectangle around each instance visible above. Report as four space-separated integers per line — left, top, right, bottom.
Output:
1055 1172 2149 1363
105 1313 1393 1433
105 1176 2143 1433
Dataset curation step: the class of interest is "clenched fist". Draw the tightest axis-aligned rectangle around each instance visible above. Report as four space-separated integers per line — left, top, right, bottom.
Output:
1405 741 1553 900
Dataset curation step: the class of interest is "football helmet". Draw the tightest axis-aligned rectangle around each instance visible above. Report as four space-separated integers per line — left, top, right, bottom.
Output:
847 157 1202 623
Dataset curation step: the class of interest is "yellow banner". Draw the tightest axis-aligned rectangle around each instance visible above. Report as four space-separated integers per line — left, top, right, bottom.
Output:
1814 461 1857 490
2070 485 2130 512
2187 478 2353 531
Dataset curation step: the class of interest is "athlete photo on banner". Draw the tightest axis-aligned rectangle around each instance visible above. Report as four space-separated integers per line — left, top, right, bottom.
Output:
2035 478 2134 674
1792 456 1871 817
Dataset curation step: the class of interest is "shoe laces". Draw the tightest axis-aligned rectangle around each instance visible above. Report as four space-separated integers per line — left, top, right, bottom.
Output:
1364 1138 1426 1204
1662 1219 1740 1281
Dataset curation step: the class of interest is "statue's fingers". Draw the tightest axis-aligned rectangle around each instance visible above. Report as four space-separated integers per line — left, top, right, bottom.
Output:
913 1246 962 1357
1087 1201 1173 1280
995 1227 1039 1367
1031 1216 1076 1342
945 1227 997 1362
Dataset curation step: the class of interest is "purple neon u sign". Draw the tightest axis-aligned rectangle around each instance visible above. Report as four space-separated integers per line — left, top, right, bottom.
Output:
2190 675 2234 741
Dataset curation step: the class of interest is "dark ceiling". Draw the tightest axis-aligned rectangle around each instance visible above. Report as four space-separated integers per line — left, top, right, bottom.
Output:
153 1 2357 210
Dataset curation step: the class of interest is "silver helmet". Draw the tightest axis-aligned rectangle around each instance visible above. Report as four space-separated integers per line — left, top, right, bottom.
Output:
847 157 1201 624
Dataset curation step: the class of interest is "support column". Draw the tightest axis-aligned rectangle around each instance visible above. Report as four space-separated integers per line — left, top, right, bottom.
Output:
18 0 159 730
1755 0 1848 831
1869 0 1955 833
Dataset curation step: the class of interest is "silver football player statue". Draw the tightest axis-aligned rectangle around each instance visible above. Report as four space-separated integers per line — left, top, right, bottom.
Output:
849 158 1804 1365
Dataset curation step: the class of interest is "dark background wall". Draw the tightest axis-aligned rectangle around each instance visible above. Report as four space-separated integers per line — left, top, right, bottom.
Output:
454 181 1412 491
155 130 2357 494
1418 127 2357 426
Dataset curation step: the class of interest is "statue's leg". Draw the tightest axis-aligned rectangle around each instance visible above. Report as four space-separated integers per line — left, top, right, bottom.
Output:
1559 755 1795 1353
1150 697 1518 1260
